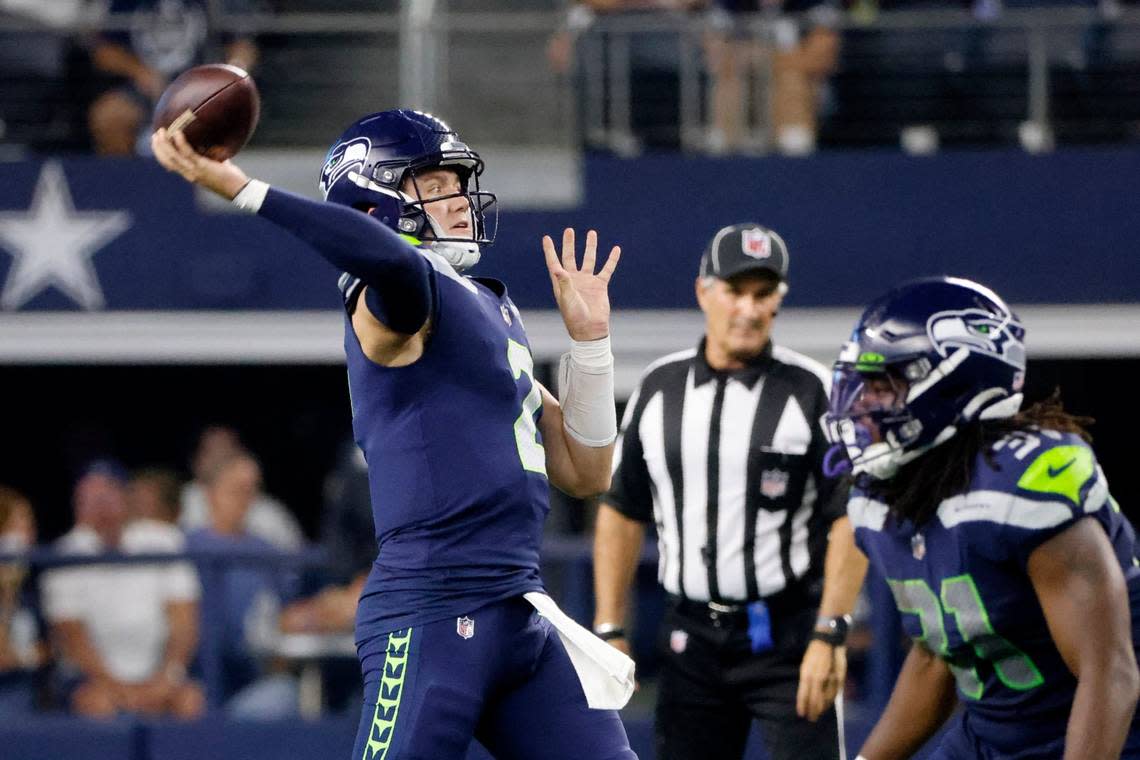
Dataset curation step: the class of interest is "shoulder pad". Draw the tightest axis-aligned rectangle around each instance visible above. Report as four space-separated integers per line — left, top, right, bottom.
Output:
987 430 1096 507
1016 443 1096 507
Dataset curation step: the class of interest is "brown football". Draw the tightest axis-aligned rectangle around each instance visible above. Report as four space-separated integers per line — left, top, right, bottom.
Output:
153 64 260 161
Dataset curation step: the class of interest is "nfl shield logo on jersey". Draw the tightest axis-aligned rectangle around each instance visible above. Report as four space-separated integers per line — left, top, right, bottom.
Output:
670 629 688 654
500 304 512 325
457 616 475 639
760 469 789 499
911 533 926 560
741 228 771 259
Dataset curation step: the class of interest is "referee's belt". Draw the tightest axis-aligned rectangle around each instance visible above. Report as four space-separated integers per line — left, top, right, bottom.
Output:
671 582 818 629
672 597 751 628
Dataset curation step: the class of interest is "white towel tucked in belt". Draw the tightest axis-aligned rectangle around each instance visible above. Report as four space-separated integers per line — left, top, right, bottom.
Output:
524 592 636 710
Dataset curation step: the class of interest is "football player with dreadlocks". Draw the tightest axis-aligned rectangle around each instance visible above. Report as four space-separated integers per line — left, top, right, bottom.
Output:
151 111 636 759
824 276 1140 759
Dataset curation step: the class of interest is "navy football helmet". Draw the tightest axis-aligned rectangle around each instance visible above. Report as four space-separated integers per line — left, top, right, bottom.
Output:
318 109 497 271
824 277 1027 480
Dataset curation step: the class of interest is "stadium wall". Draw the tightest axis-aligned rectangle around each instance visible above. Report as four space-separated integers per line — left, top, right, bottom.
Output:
1 147 1137 313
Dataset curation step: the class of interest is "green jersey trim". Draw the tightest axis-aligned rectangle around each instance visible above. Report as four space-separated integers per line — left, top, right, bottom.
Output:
1017 445 1095 507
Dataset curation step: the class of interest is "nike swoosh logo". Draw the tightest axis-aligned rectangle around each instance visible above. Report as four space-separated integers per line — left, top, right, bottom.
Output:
1048 458 1076 478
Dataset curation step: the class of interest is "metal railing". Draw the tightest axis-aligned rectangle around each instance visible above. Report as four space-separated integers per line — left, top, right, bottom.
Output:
2 6 1138 150
563 6 1140 153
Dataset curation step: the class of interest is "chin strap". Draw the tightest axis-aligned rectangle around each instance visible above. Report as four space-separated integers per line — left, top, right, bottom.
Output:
852 425 959 481
977 392 1023 420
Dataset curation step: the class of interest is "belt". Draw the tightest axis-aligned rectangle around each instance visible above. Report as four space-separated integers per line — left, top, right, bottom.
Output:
673 597 751 628
671 579 819 630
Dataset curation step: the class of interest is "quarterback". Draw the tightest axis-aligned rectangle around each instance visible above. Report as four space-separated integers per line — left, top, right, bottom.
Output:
152 110 636 759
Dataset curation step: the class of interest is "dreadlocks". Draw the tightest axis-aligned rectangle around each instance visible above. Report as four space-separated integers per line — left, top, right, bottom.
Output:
866 389 1093 527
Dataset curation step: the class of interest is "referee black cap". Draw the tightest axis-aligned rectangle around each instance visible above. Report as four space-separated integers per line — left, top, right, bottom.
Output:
699 223 789 283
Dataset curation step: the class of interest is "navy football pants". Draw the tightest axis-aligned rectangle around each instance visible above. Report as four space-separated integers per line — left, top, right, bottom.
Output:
351 595 637 760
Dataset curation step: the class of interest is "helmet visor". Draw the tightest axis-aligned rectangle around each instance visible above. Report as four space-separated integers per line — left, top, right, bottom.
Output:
825 363 915 476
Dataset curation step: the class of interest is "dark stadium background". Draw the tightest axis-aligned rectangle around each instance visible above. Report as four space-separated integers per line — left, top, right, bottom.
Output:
2 357 1136 543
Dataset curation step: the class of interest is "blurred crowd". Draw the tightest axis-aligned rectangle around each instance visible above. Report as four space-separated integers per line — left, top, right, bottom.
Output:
1 0 1136 157
0 0 261 155
0 416 881 725
548 0 845 155
548 0 1137 153
0 425 374 721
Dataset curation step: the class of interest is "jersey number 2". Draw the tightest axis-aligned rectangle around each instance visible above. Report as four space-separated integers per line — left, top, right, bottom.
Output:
888 575 1044 699
507 340 547 476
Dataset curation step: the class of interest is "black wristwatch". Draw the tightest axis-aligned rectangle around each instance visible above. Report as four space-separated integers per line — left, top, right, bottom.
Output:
810 614 852 647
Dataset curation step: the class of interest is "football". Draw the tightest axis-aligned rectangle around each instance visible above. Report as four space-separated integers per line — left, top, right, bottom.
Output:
153 64 260 161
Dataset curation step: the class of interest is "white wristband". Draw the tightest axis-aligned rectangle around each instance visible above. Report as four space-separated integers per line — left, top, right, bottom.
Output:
232 179 269 213
569 334 613 371
558 335 616 447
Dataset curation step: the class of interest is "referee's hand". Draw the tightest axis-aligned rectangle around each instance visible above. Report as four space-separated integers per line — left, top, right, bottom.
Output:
796 640 846 721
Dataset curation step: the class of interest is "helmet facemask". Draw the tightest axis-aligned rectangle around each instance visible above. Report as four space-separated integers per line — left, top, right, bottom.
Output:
825 357 934 480
395 161 497 272
825 345 1024 481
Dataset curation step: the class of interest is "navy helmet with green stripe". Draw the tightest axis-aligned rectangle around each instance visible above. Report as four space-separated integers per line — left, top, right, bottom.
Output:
824 276 1027 480
318 109 497 270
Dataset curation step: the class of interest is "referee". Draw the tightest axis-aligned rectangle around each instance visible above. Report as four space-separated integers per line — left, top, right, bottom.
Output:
593 223 867 760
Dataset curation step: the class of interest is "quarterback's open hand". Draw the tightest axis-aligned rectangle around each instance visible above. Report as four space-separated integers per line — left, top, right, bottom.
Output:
150 128 250 200
542 228 621 342
796 639 846 721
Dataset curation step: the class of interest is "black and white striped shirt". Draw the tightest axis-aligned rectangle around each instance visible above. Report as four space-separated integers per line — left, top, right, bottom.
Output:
606 340 846 604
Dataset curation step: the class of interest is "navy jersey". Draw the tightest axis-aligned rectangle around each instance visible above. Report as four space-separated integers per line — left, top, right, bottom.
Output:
851 430 1140 757
341 246 549 636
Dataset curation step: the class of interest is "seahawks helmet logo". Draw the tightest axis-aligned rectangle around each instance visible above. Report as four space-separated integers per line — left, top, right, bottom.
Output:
927 308 1026 369
319 137 371 197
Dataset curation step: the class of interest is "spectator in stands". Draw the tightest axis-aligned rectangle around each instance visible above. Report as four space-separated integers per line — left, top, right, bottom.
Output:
41 462 204 719
704 0 840 155
185 450 297 715
127 467 183 525
180 425 304 551
0 486 47 715
548 0 707 153
86 0 260 155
